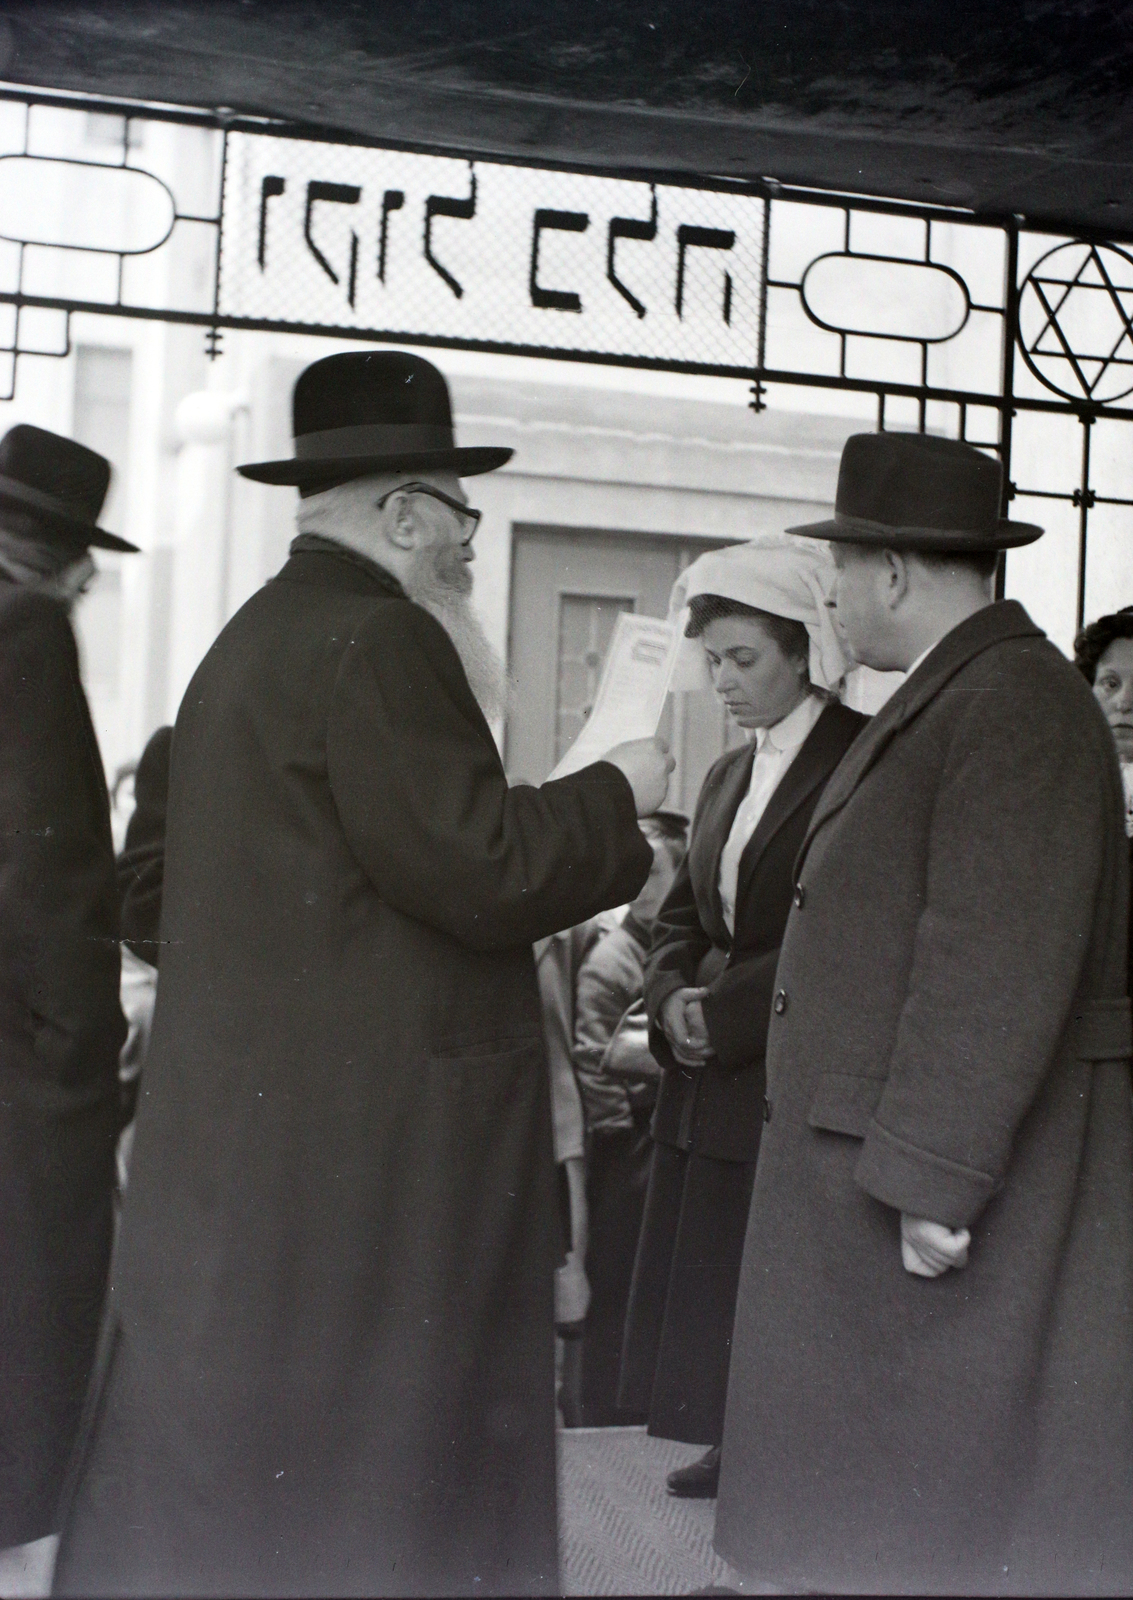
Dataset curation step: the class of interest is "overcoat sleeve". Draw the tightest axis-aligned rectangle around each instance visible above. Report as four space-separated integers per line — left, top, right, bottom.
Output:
0 589 124 1090
644 852 713 1013
326 600 652 950
643 763 720 1039
855 677 1118 1229
700 950 780 1071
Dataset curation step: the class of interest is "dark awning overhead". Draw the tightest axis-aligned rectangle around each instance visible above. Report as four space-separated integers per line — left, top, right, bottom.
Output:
1 0 1131 235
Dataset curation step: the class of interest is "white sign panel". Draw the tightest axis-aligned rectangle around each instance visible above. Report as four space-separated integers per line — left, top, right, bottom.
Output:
219 134 764 370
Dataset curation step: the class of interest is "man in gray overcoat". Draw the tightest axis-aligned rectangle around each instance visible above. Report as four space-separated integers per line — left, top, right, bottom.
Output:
714 432 1133 1596
54 352 670 1598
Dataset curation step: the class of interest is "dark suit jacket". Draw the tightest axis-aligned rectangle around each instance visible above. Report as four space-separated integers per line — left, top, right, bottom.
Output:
56 541 651 1600
644 701 866 1163
0 578 123 1544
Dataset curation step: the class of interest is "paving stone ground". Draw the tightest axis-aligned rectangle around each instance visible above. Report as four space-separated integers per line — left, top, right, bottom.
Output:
557 1425 740 1596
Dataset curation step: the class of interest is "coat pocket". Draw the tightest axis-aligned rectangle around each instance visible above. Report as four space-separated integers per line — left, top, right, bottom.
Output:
427 1036 544 1101
807 1072 885 1138
1070 997 1132 1061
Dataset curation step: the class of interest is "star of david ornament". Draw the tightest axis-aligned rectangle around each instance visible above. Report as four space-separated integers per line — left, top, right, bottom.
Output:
1019 241 1133 403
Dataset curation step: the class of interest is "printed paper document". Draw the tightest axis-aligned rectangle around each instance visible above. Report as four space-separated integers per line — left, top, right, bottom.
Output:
549 613 680 781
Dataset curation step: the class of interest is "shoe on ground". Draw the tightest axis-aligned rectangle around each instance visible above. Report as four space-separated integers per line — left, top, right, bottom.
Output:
666 1444 720 1498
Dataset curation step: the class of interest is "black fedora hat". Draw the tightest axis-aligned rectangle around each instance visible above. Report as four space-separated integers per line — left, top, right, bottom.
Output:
237 350 513 488
0 424 137 552
788 432 1043 551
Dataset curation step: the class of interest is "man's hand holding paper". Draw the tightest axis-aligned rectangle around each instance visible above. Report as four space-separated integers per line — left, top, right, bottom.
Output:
604 736 674 816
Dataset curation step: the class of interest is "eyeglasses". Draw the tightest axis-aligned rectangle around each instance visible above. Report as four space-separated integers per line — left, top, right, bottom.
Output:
375 481 482 545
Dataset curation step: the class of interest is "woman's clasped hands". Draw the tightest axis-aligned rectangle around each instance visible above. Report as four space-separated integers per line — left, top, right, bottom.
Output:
659 986 714 1068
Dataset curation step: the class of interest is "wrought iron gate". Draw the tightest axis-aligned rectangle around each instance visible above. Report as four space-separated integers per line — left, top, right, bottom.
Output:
0 85 1130 631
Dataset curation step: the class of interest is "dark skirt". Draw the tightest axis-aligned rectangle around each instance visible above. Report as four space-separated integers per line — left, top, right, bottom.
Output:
578 1116 654 1426
617 1141 755 1447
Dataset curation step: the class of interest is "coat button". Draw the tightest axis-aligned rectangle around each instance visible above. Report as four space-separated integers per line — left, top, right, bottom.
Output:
763 1095 772 1123
773 990 788 1015
793 883 806 908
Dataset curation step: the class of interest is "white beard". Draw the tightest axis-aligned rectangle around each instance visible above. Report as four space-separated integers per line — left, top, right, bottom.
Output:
404 543 510 722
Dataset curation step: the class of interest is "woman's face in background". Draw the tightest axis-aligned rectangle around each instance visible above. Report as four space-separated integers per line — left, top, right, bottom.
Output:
700 614 809 730
1094 638 1133 762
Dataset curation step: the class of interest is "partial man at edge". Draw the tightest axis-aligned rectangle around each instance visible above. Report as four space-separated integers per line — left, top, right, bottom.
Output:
1074 606 1133 1003
0 426 136 1552
714 432 1133 1596
54 352 670 1600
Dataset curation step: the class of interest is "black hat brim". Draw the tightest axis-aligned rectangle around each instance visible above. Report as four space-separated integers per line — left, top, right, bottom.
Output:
786 513 1044 551
237 445 513 486
0 475 139 552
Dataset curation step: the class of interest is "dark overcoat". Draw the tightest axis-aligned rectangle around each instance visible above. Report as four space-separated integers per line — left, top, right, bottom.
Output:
617 702 865 1441
0 579 123 1545
54 542 651 1598
715 601 1133 1596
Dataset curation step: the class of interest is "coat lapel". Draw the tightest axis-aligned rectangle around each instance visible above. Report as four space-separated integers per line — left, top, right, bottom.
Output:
732 704 859 914
798 601 1043 871
693 744 755 946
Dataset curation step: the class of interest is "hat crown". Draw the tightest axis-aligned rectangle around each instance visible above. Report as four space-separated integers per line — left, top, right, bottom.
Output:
292 351 454 440
836 432 1002 534
0 424 110 528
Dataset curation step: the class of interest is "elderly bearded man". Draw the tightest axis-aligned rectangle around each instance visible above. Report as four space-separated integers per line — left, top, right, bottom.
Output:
55 352 670 1600
713 432 1133 1597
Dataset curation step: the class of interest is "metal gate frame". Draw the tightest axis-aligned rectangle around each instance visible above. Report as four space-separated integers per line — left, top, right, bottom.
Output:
0 83 1130 629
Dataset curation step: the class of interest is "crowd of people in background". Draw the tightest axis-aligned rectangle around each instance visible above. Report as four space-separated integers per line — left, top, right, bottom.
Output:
2 357 1133 1598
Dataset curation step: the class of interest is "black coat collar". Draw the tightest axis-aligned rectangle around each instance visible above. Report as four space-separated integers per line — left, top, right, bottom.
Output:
281 534 408 599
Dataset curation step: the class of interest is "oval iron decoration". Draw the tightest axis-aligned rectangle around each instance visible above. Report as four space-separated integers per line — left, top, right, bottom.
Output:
1018 240 1133 404
0 155 176 255
800 252 971 344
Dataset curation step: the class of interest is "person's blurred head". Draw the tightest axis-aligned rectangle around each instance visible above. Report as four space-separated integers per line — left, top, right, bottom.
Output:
686 595 812 730
1075 607 1133 763
0 505 97 611
630 811 688 925
0 424 135 607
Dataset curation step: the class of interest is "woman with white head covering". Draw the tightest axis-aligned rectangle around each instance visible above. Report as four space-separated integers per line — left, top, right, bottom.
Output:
618 535 868 1498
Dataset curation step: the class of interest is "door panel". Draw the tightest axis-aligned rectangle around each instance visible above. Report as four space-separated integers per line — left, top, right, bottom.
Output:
506 525 744 814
